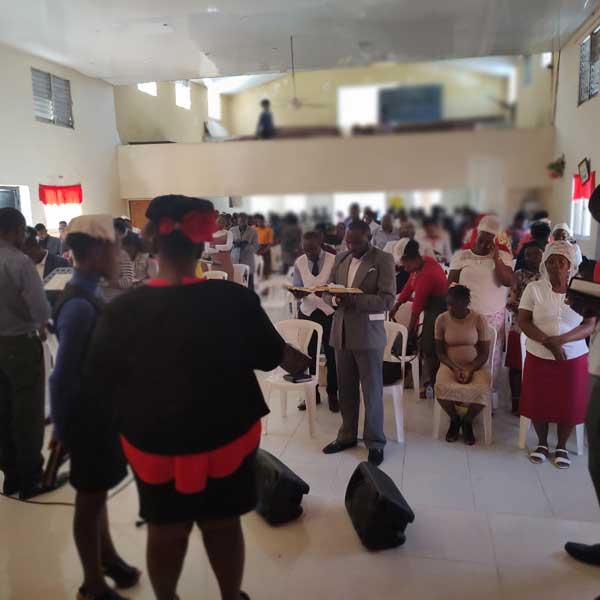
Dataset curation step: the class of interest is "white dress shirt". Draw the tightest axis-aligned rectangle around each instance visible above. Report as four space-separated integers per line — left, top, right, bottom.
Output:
36 251 48 280
347 257 363 288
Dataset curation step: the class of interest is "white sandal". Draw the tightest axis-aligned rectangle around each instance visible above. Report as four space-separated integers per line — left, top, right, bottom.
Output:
554 449 571 469
529 446 549 464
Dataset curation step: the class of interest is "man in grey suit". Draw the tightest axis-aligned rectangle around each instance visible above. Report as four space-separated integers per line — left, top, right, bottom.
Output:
322 220 396 465
231 213 259 290
34 223 62 255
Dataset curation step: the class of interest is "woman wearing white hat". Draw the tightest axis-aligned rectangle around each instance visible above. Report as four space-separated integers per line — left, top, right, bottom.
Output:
518 241 595 468
552 223 583 269
449 215 515 392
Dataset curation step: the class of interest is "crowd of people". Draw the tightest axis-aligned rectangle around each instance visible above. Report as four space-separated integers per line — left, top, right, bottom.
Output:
3 196 600 599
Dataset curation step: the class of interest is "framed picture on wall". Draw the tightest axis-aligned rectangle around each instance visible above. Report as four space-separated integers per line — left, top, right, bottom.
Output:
579 158 591 184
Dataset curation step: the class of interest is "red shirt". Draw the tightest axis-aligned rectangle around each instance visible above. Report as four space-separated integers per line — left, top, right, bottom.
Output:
396 256 448 315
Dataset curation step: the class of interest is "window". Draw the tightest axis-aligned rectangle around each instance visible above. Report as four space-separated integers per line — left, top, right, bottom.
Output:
571 173 595 238
0 186 20 210
175 80 191 109
579 27 600 104
207 87 222 120
337 85 379 133
137 81 157 96
31 68 73 128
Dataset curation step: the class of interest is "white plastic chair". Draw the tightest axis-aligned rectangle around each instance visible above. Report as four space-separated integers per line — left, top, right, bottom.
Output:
203 270 228 280
392 302 421 397
233 264 250 287
433 326 496 445
383 321 408 444
270 244 283 274
358 321 408 444
262 319 323 438
258 277 289 309
518 333 584 455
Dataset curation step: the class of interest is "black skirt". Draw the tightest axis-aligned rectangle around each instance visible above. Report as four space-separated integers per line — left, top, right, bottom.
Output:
133 451 259 525
69 428 128 493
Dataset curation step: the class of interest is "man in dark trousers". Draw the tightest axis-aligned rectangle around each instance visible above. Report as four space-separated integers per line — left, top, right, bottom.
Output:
322 220 396 466
565 186 600 568
23 226 70 279
292 231 339 412
0 208 63 498
50 214 139 600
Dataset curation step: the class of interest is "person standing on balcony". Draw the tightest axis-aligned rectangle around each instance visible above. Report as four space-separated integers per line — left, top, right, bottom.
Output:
256 99 275 139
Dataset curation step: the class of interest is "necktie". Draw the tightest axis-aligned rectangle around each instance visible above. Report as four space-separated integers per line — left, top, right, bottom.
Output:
311 259 320 277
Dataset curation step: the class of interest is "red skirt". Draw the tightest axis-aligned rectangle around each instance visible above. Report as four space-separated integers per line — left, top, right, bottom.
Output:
505 330 522 370
520 352 589 425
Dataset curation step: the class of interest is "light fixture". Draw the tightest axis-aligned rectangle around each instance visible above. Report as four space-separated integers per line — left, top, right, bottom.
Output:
206 6 219 13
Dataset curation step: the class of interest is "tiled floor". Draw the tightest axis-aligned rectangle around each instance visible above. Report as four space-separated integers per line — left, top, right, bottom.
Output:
2 386 600 600
2 305 600 598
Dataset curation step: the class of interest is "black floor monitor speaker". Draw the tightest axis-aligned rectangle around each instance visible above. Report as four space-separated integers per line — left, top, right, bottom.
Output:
255 449 310 525
345 462 415 550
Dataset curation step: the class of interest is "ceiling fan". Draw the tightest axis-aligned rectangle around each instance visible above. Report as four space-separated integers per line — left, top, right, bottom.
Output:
280 35 331 111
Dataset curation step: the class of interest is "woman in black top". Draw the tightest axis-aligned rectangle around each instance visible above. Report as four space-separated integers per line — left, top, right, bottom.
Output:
85 195 308 600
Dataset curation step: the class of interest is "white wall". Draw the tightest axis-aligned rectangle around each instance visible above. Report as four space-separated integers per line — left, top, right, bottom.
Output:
0 43 121 226
552 17 600 257
118 127 554 225
114 81 208 144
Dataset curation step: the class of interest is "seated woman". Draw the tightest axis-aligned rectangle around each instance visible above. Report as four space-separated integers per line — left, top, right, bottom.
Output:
84 195 309 600
518 241 596 469
434 285 492 445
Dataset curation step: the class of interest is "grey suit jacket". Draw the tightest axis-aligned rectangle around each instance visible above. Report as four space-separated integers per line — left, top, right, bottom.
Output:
326 246 396 351
231 226 259 271
41 235 62 256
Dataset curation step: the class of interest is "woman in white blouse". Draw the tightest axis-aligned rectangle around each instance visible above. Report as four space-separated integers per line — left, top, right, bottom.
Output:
448 215 514 391
204 213 234 281
518 241 596 469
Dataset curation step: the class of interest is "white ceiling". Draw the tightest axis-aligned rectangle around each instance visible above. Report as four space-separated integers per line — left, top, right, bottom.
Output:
0 0 597 85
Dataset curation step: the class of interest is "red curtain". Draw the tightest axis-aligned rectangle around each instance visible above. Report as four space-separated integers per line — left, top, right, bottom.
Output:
39 184 83 205
572 171 596 200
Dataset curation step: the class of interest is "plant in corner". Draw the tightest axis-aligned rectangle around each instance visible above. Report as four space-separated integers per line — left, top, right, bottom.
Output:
547 154 566 179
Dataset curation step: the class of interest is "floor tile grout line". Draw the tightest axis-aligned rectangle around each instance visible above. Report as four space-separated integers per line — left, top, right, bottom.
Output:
533 454 557 518
483 510 504 594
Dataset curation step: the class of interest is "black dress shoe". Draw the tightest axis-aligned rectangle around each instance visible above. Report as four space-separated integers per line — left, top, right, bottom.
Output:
446 417 462 443
368 449 384 466
103 557 142 588
565 542 600 566
298 391 321 411
2 474 19 496
77 586 128 600
322 440 357 454
19 472 69 500
328 392 340 413
462 421 476 446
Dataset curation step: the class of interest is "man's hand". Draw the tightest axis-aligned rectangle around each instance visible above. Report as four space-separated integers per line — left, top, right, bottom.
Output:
291 289 309 299
280 343 311 374
38 325 48 342
334 293 356 308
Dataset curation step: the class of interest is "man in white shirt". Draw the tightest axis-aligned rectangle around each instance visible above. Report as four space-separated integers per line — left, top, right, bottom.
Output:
372 214 400 250
321 221 396 466
291 232 338 412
